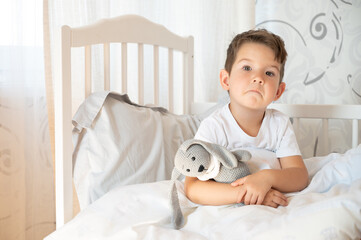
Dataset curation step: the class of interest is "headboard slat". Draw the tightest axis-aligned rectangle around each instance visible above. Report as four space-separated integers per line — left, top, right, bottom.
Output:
153 45 159 105
184 37 194 114
104 43 110 91
352 119 359 148
138 43 144 105
168 48 174 112
121 43 127 93
321 119 329 155
84 46 91 97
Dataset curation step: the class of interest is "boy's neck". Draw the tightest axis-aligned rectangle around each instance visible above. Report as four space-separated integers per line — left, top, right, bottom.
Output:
228 103 266 137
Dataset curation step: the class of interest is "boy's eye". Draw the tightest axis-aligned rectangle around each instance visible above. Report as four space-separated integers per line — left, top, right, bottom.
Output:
242 66 252 71
266 71 274 77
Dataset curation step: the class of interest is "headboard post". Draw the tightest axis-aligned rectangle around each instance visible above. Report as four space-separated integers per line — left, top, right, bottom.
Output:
184 36 194 114
55 25 74 229
352 119 359 148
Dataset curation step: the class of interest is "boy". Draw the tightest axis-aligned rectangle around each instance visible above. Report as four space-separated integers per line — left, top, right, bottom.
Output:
184 29 308 208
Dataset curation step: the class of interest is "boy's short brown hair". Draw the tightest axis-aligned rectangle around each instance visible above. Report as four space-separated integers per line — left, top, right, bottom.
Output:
224 29 288 83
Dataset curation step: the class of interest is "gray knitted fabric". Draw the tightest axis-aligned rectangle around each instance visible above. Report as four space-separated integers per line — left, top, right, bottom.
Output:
215 160 250 183
170 139 252 229
174 143 212 178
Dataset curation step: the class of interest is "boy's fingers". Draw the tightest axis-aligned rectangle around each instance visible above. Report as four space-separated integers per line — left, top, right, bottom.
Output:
273 191 288 205
268 201 278 208
256 195 265 205
231 177 246 186
244 193 252 205
236 187 247 203
273 195 288 206
251 194 259 205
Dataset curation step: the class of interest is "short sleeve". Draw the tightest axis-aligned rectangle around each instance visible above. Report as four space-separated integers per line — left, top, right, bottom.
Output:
194 115 227 147
194 118 217 143
276 118 301 158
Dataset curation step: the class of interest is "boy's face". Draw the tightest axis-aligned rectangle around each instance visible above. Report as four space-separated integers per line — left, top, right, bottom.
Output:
220 42 285 111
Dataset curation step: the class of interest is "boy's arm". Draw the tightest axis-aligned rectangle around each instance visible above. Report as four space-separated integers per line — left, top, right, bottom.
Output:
184 176 289 207
268 155 308 192
232 155 308 205
184 177 240 205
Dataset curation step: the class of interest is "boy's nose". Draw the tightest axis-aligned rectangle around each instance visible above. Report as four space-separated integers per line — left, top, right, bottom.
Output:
252 78 264 85
251 70 264 85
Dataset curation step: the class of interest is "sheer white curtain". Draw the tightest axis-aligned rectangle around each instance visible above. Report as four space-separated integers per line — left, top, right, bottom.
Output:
47 0 255 109
0 0 55 239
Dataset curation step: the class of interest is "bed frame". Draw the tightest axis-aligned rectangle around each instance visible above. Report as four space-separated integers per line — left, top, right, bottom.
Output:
55 14 361 229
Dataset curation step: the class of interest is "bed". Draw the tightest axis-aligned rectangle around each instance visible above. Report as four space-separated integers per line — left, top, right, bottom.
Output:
46 15 361 239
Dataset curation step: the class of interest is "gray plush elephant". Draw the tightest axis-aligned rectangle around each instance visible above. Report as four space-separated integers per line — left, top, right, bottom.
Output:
170 139 252 229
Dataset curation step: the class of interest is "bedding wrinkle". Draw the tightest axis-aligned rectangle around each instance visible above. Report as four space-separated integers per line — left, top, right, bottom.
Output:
46 146 361 239
72 92 200 209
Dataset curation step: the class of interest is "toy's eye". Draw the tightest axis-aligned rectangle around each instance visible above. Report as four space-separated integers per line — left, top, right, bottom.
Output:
191 157 196 161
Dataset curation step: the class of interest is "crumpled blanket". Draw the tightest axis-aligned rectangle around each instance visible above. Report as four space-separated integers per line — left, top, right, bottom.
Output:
45 145 361 240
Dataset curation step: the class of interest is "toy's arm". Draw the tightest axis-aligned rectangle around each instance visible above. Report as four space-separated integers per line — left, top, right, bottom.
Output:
184 176 241 205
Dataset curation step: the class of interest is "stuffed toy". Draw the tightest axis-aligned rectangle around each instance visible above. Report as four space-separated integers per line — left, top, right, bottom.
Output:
170 139 252 229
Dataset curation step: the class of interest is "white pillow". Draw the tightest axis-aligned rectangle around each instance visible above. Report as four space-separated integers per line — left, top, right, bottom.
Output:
72 91 201 209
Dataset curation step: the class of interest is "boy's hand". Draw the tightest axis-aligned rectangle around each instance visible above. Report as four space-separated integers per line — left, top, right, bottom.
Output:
231 171 272 205
262 189 288 208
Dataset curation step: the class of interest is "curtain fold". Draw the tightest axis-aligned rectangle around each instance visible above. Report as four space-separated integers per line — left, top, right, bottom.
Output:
43 0 55 170
0 0 55 239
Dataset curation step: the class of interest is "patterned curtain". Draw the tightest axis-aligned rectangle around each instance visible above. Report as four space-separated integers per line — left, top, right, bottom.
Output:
256 0 361 157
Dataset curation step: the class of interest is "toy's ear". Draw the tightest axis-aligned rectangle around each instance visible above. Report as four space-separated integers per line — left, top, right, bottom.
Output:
171 168 181 181
189 139 238 169
169 173 184 229
179 139 196 152
232 150 252 162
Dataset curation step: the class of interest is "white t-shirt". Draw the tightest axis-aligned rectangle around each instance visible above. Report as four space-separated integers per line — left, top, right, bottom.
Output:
194 103 301 159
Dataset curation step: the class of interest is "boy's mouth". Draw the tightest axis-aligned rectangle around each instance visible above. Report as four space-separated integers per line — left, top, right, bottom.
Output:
247 89 262 95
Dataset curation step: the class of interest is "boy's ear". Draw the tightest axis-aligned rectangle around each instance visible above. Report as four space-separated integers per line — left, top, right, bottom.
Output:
220 69 230 90
274 82 286 101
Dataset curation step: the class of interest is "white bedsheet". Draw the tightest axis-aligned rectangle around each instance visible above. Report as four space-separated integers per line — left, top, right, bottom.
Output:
45 146 361 240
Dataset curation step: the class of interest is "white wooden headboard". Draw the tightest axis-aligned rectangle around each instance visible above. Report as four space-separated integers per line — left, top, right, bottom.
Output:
56 15 194 228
